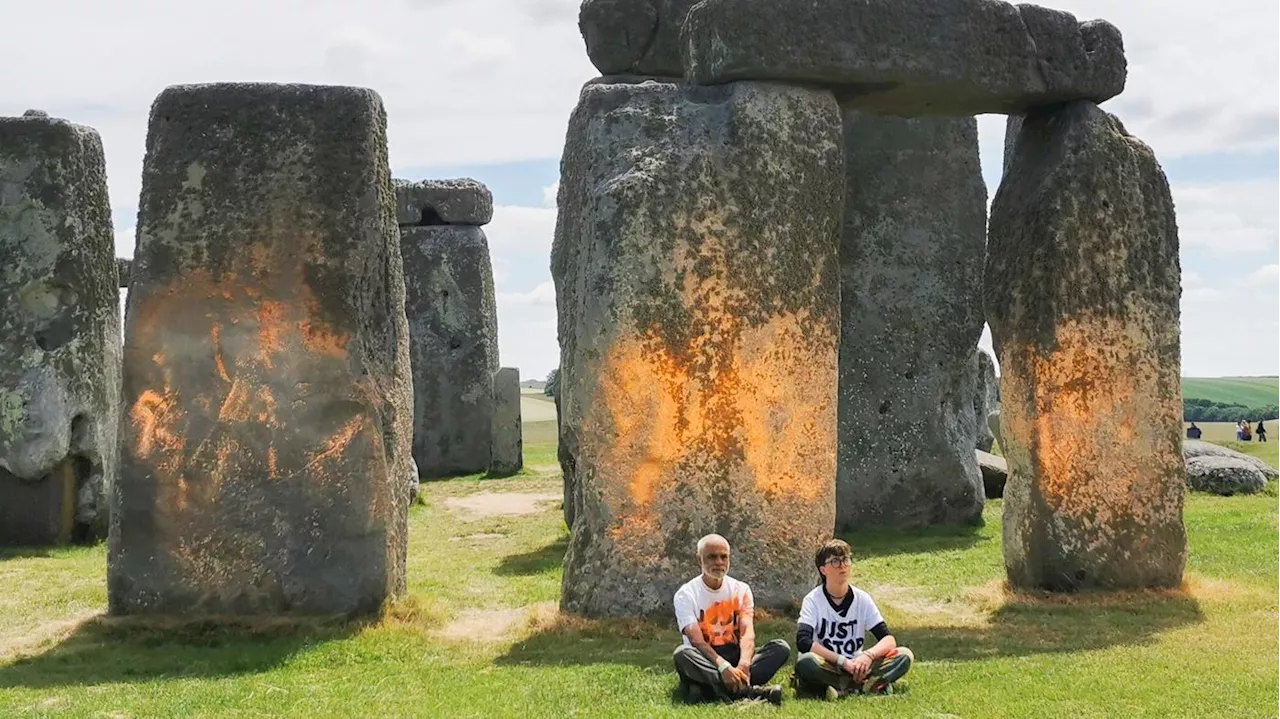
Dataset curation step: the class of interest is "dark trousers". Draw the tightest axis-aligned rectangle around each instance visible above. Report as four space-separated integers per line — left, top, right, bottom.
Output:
672 639 791 699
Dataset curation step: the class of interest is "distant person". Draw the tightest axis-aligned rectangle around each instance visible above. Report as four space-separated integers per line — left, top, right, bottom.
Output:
1257 420 1268 443
1236 421 1246 441
1187 422 1202 439
1242 421 1253 442
671 534 789 705
792 539 914 699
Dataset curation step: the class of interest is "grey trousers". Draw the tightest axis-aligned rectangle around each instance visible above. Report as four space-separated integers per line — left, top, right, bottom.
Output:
672 639 791 698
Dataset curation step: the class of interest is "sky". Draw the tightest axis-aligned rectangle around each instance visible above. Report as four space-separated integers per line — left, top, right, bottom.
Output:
2 0 1276 381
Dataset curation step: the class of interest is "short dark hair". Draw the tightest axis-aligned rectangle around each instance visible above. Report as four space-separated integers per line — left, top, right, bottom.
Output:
814 539 852 573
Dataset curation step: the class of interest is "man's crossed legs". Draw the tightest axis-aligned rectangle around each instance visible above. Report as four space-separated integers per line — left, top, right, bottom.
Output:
672 639 791 704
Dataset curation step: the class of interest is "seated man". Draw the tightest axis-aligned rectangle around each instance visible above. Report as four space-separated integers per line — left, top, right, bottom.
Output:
792 539 914 698
672 533 790 705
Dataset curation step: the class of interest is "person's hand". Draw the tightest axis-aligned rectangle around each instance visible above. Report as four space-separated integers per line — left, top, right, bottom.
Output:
720 664 749 693
736 660 751 683
846 652 873 681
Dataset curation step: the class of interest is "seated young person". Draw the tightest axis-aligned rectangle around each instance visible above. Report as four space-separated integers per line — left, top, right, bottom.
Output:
792 539 914 698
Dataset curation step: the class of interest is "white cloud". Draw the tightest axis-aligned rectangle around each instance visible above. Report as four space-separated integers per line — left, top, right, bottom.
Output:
542 181 560 208
499 281 556 306
485 204 558 255
1173 180 1279 255
1246 264 1279 287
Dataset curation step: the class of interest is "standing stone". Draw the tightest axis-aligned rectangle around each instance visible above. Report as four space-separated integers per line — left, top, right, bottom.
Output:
987 100 1185 591
553 78 842 616
395 195 499 478
974 347 999 452
0 112 120 545
117 257 133 288
837 111 986 531
110 83 412 615
489 367 523 477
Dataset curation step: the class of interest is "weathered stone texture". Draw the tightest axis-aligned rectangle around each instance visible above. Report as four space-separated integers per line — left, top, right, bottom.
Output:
110 83 412 615
117 257 133 288
977 449 1008 499
974 347 999 452
398 223 499 478
1183 439 1278 480
682 0 1125 115
1185 455 1266 496
837 111 986 531
394 178 493 226
489 367 523 477
579 0 697 77
986 100 1185 591
552 78 842 616
0 113 120 546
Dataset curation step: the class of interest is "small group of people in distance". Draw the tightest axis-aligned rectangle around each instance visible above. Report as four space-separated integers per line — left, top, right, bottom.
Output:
1185 420 1268 442
672 534 913 705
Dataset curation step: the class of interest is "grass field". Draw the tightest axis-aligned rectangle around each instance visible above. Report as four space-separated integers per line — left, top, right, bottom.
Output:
1 426 1277 718
1181 376 1278 410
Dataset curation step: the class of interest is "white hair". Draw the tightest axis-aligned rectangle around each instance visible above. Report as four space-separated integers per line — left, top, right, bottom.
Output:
696 533 729 557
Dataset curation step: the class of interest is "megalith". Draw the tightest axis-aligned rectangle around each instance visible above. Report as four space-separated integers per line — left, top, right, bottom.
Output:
553 77 842 616
836 110 986 531
489 367 523 477
0 112 120 546
579 0 698 77
987 100 1185 591
110 83 413 615
395 179 499 478
682 0 1126 116
117 257 133 288
974 347 999 452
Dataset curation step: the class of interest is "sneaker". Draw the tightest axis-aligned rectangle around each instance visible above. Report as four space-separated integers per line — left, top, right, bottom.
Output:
873 653 913 686
746 685 783 706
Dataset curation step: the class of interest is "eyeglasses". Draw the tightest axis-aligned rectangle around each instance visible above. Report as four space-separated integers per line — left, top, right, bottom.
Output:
823 557 851 567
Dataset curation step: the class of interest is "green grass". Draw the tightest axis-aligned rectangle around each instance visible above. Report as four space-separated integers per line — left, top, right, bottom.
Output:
1181 376 1278 410
1 434 1276 718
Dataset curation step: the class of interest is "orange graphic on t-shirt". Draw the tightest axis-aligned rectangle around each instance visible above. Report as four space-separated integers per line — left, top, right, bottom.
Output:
698 597 747 647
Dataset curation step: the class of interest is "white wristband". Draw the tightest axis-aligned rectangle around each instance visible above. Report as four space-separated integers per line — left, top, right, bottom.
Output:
717 658 732 673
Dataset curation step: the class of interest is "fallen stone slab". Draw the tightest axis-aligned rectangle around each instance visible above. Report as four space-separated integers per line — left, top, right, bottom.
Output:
579 0 698 77
394 178 493 226
0 112 120 546
836 111 986 531
552 77 842 616
1185 455 1266 496
489 367 523 477
987 100 1185 592
681 0 1126 115
977 450 1008 499
397 220 499 478
1182 439 1278 480
111 82 413 616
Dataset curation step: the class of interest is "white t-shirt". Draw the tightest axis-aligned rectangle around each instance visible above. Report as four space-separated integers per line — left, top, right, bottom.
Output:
796 585 885 657
673 575 754 649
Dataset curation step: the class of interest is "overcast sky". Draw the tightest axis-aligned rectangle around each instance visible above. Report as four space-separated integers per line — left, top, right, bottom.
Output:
3 0 1276 380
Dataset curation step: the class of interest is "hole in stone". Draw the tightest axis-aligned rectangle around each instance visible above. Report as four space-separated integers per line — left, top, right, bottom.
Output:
417 206 446 226
35 315 75 351
878 401 890 414
904 371 914 379
449 339 462 351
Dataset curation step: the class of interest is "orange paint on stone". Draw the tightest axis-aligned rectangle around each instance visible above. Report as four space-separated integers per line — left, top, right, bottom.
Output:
305 414 368 474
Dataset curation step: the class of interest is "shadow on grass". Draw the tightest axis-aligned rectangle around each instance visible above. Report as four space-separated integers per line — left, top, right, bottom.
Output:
495 592 1203 669
495 535 569 576
0 614 364 689
840 522 989 558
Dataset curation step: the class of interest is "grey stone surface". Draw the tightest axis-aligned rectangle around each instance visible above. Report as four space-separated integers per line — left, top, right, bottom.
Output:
987 100 1185 591
1185 455 1267 496
987 409 1003 452
579 0 698 77
408 457 420 504
1182 439 1278 480
553 77 842 617
682 0 1126 115
117 257 133 288
1003 114 1024 174
489 367 523 477
0 112 120 546
394 178 492 226
974 347 999 452
556 383 575 527
977 449 1008 499
111 83 412 616
836 110 986 532
399 224 499 478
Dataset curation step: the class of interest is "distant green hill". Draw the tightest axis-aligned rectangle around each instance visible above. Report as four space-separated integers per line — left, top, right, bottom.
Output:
1182 377 1278 408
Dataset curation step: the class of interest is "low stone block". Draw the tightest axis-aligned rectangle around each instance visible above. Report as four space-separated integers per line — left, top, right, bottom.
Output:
553 77 842 616
489 367 523 477
111 83 413 616
394 178 492 226
836 110 986 531
0 112 120 545
682 0 1126 115
987 100 1185 591
977 449 1008 499
398 222 499 478
1185 455 1266 496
